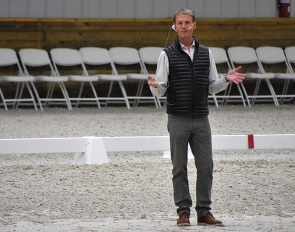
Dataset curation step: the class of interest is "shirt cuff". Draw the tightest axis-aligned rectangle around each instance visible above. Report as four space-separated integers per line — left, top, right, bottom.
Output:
223 74 230 84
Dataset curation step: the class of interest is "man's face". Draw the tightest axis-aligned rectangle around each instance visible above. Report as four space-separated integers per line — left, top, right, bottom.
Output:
175 14 196 40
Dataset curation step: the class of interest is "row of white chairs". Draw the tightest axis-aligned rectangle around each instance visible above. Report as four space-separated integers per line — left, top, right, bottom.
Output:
1 46 295 111
0 47 164 111
209 46 295 107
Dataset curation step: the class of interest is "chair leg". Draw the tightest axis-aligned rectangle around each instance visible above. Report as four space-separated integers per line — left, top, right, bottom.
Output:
105 81 114 107
25 82 38 111
265 79 279 106
75 82 85 108
223 82 232 105
46 82 55 108
252 79 261 105
59 82 73 110
240 83 251 107
236 84 246 107
0 88 8 110
118 81 130 109
280 79 290 104
30 81 44 111
89 82 101 109
133 80 143 107
14 82 24 109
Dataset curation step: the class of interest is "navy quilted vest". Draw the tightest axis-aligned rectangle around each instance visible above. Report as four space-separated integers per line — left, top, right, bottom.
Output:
164 37 210 115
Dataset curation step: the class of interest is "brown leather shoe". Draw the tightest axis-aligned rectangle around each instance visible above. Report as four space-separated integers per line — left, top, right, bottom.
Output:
177 212 191 226
198 212 224 227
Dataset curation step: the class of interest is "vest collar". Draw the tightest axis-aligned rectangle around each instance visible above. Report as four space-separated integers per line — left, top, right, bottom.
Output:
175 36 199 51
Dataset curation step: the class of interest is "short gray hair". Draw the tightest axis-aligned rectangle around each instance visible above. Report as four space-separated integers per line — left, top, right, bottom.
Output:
173 8 196 23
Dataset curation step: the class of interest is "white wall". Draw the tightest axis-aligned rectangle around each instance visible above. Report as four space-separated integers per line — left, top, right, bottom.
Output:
0 0 293 18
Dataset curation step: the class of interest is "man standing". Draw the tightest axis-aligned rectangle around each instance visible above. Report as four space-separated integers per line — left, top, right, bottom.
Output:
148 8 245 227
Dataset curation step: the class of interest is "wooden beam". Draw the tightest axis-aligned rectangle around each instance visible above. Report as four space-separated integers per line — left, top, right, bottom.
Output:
0 18 294 50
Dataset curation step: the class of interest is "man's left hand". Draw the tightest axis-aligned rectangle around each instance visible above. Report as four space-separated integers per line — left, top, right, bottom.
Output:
226 66 246 84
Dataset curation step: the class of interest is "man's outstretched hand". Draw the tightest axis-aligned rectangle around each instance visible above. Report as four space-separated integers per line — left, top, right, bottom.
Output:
148 76 160 88
226 66 246 84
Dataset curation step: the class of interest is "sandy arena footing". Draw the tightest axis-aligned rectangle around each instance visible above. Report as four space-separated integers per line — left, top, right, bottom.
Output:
0 105 294 231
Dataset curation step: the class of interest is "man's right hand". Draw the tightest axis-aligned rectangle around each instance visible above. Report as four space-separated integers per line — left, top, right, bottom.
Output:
148 76 160 88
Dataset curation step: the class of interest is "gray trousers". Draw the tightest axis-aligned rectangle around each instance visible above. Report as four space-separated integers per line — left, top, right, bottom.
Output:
167 114 213 218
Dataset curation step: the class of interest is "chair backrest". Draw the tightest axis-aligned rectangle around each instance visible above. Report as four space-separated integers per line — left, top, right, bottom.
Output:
0 48 19 66
138 47 163 74
209 47 229 65
284 46 295 64
19 48 52 67
256 46 291 74
19 48 57 76
256 46 286 64
50 48 87 76
209 47 231 75
227 46 258 65
19 48 54 75
109 47 141 65
109 47 145 75
0 48 24 76
79 47 112 65
50 48 83 66
139 47 163 65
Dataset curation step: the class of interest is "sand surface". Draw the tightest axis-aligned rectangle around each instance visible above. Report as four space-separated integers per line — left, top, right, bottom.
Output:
0 105 294 231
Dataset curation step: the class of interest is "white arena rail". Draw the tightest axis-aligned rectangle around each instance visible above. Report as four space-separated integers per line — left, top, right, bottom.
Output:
0 134 294 165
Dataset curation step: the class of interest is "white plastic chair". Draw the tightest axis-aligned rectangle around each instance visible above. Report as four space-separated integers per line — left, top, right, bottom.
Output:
227 46 279 106
79 47 130 109
0 48 39 111
256 46 295 104
139 46 164 108
19 48 72 110
50 48 101 109
209 47 249 107
109 47 158 108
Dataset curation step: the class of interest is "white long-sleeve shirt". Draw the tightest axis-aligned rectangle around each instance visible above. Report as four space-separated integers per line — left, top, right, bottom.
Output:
150 42 229 97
